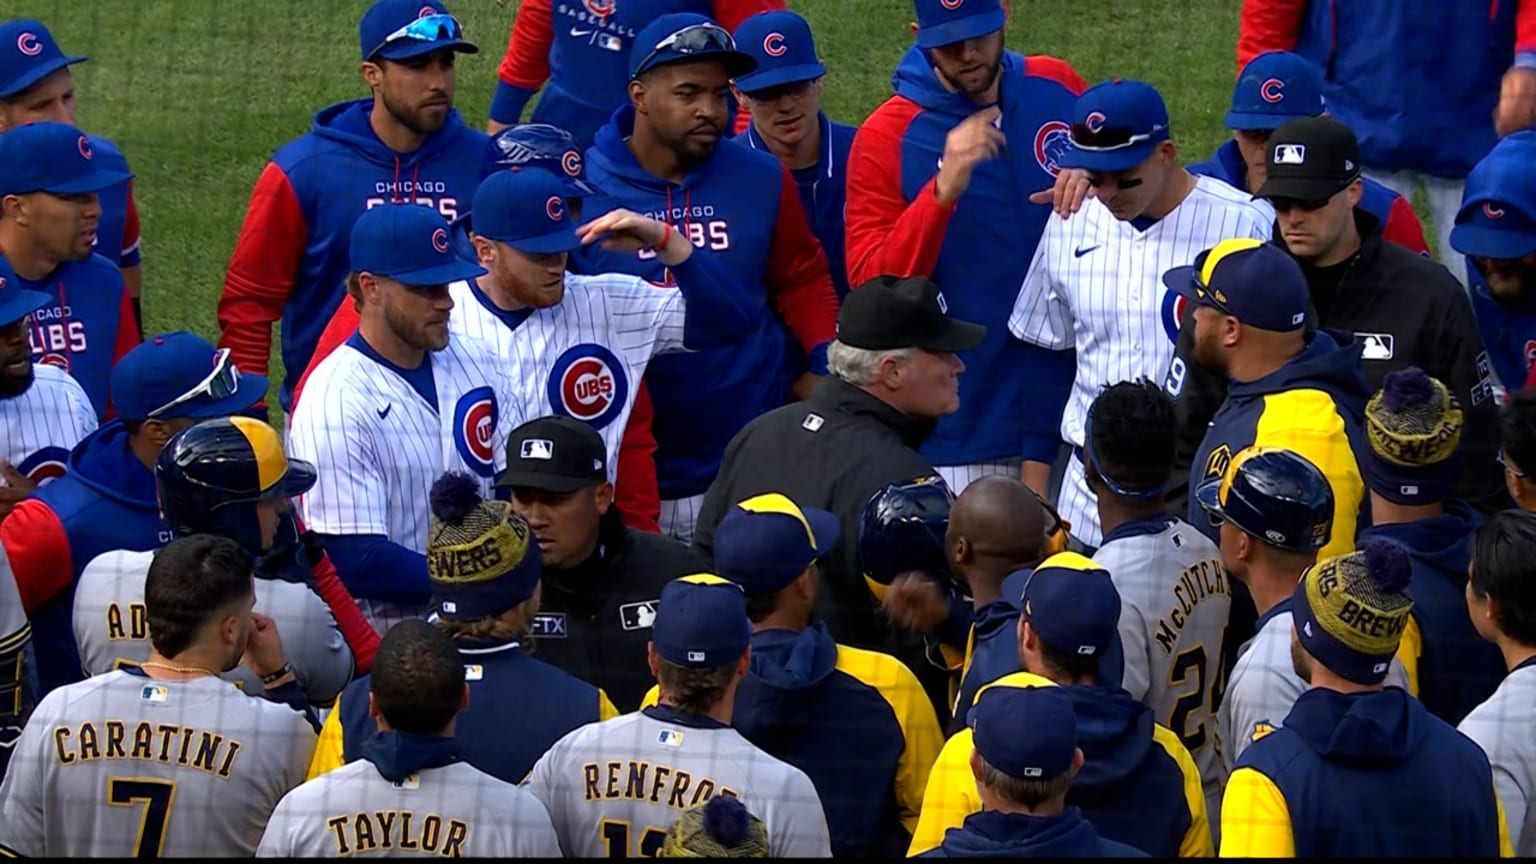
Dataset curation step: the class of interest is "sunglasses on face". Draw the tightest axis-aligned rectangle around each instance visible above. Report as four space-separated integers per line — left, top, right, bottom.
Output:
1269 196 1332 213
633 23 735 77
743 79 815 103
148 349 241 419
368 14 464 60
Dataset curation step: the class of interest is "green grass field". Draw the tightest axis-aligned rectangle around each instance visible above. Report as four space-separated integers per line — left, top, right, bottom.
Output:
8 0 1242 401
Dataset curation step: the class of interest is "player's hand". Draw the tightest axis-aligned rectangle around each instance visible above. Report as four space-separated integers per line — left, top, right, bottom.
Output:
1029 168 1096 218
1496 66 1536 137
576 208 693 266
882 572 951 633
242 612 288 680
935 106 1005 207
0 461 36 518
789 372 821 402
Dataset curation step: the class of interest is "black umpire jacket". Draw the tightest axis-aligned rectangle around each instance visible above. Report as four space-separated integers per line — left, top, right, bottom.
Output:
1167 209 1506 519
528 507 702 712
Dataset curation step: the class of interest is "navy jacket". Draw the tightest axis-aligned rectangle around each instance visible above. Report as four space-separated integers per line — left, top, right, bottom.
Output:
921 808 1147 858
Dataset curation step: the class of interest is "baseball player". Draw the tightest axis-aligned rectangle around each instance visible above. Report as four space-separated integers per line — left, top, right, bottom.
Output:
1084 379 1230 819
218 0 487 417
1009 78 1272 548
844 0 1086 497
0 534 316 857
73 416 355 706
1462 510 1536 855
0 545 29 782
257 620 561 858
289 203 532 634
0 19 144 332
0 255 95 518
526 574 832 858
0 119 137 420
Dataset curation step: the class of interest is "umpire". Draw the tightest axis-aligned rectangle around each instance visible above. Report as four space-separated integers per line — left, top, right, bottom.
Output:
692 274 985 711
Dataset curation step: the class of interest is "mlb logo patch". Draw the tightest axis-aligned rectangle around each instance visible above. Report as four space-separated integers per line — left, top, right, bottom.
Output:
393 774 422 790
1357 333 1394 361
464 664 484 681
1021 767 1043 778
1274 143 1306 164
620 601 658 631
140 685 169 703
936 291 949 314
521 438 555 460
687 650 707 663
658 729 684 747
598 33 622 51
801 413 825 433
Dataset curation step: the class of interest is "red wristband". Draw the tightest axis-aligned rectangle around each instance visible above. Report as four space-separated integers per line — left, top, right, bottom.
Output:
653 223 672 254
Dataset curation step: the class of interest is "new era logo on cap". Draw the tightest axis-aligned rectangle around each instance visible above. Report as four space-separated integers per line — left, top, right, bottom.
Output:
1275 144 1306 164
520 439 554 460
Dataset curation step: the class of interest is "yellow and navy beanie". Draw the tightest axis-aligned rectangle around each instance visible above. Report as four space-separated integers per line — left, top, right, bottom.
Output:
1363 366 1463 506
1292 538 1414 685
426 472 540 621
660 795 769 858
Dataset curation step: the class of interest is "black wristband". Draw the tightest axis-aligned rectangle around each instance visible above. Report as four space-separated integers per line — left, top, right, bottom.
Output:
261 662 293 686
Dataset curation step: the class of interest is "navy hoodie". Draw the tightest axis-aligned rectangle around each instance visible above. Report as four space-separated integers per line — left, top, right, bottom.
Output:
1359 504 1506 724
922 808 1147 858
730 623 912 858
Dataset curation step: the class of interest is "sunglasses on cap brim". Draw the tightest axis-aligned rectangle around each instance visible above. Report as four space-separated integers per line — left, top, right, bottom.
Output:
633 23 735 77
147 348 241 419
743 79 816 103
1070 123 1159 152
1184 251 1239 317
368 13 465 60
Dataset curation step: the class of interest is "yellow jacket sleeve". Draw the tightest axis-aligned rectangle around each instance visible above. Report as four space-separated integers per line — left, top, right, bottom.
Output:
907 729 980 856
306 698 347 781
1219 767 1294 858
1150 723 1215 857
1253 390 1365 560
1395 616 1422 698
598 687 621 720
640 684 660 709
835 645 945 834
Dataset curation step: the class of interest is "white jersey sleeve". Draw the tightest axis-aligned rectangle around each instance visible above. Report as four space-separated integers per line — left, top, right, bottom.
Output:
1460 664 1536 855
1008 216 1075 351
289 365 390 538
566 273 688 360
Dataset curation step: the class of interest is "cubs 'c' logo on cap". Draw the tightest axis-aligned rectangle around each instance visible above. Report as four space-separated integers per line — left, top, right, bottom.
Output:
77 136 92 160
546 196 564 222
18 446 69 485
1160 288 1189 343
1083 111 1107 134
763 32 787 56
1260 78 1285 103
1486 202 1506 219
548 343 629 429
1034 121 1071 177
452 386 499 477
16 32 42 56
418 6 439 19
584 0 617 16
940 0 964 9
561 149 582 177
431 227 450 253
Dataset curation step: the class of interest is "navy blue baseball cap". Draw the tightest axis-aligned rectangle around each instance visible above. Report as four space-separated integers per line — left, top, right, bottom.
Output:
631 13 756 80
470 170 581 255
1163 238 1309 333
0 19 86 99
968 686 1078 781
714 492 840 596
360 0 477 62
1452 130 1536 261
732 11 826 93
651 574 753 669
913 0 1005 50
481 125 601 196
1019 552 1121 659
1225 51 1326 130
111 332 268 422
350 203 486 286
0 256 50 327
1060 79 1171 173
0 121 132 197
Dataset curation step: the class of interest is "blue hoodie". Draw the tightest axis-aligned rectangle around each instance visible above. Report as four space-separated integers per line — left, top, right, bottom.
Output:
1358 504 1506 725
219 98 488 411
730 623 912 858
921 808 1147 858
1232 687 1503 856
1469 265 1536 394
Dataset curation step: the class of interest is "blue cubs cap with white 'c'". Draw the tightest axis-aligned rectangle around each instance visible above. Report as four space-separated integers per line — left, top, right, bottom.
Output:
630 13 756 80
470 170 582 255
732 10 827 93
1225 51 1326 130
360 0 478 62
480 124 602 196
0 19 87 99
349 203 486 287
968 686 1078 781
714 492 841 597
1018 552 1122 659
0 121 132 197
1451 130 1536 261
110 332 268 423
651 574 753 669
912 0 1005 50
1059 79 1171 173
1164 238 1310 333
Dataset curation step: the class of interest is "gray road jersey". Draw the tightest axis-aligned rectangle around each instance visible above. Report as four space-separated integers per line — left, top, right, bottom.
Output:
0 671 314 856
0 544 32 772
1460 663 1536 855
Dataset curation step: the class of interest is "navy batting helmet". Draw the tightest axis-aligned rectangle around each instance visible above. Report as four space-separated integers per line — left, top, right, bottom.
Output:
480 124 601 195
858 475 956 600
1195 446 1333 552
156 416 318 555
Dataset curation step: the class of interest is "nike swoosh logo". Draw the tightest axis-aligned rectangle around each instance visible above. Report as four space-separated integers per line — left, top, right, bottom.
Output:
1074 245 1101 258
571 27 593 37
378 405 392 420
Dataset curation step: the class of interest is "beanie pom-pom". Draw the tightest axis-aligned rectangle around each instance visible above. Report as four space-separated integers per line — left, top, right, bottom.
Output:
429 472 483 525
701 795 750 848
1363 539 1413 594
1380 367 1436 414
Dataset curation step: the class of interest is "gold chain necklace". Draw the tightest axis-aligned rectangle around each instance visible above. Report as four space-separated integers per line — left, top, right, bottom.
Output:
140 660 220 678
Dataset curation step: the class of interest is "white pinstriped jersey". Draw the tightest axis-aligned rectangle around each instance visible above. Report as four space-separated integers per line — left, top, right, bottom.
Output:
0 671 315 857
1460 663 1536 855
1093 518 1231 814
257 758 561 857
73 550 354 705
527 711 832 858
0 363 96 486
288 336 532 631
447 272 688 481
